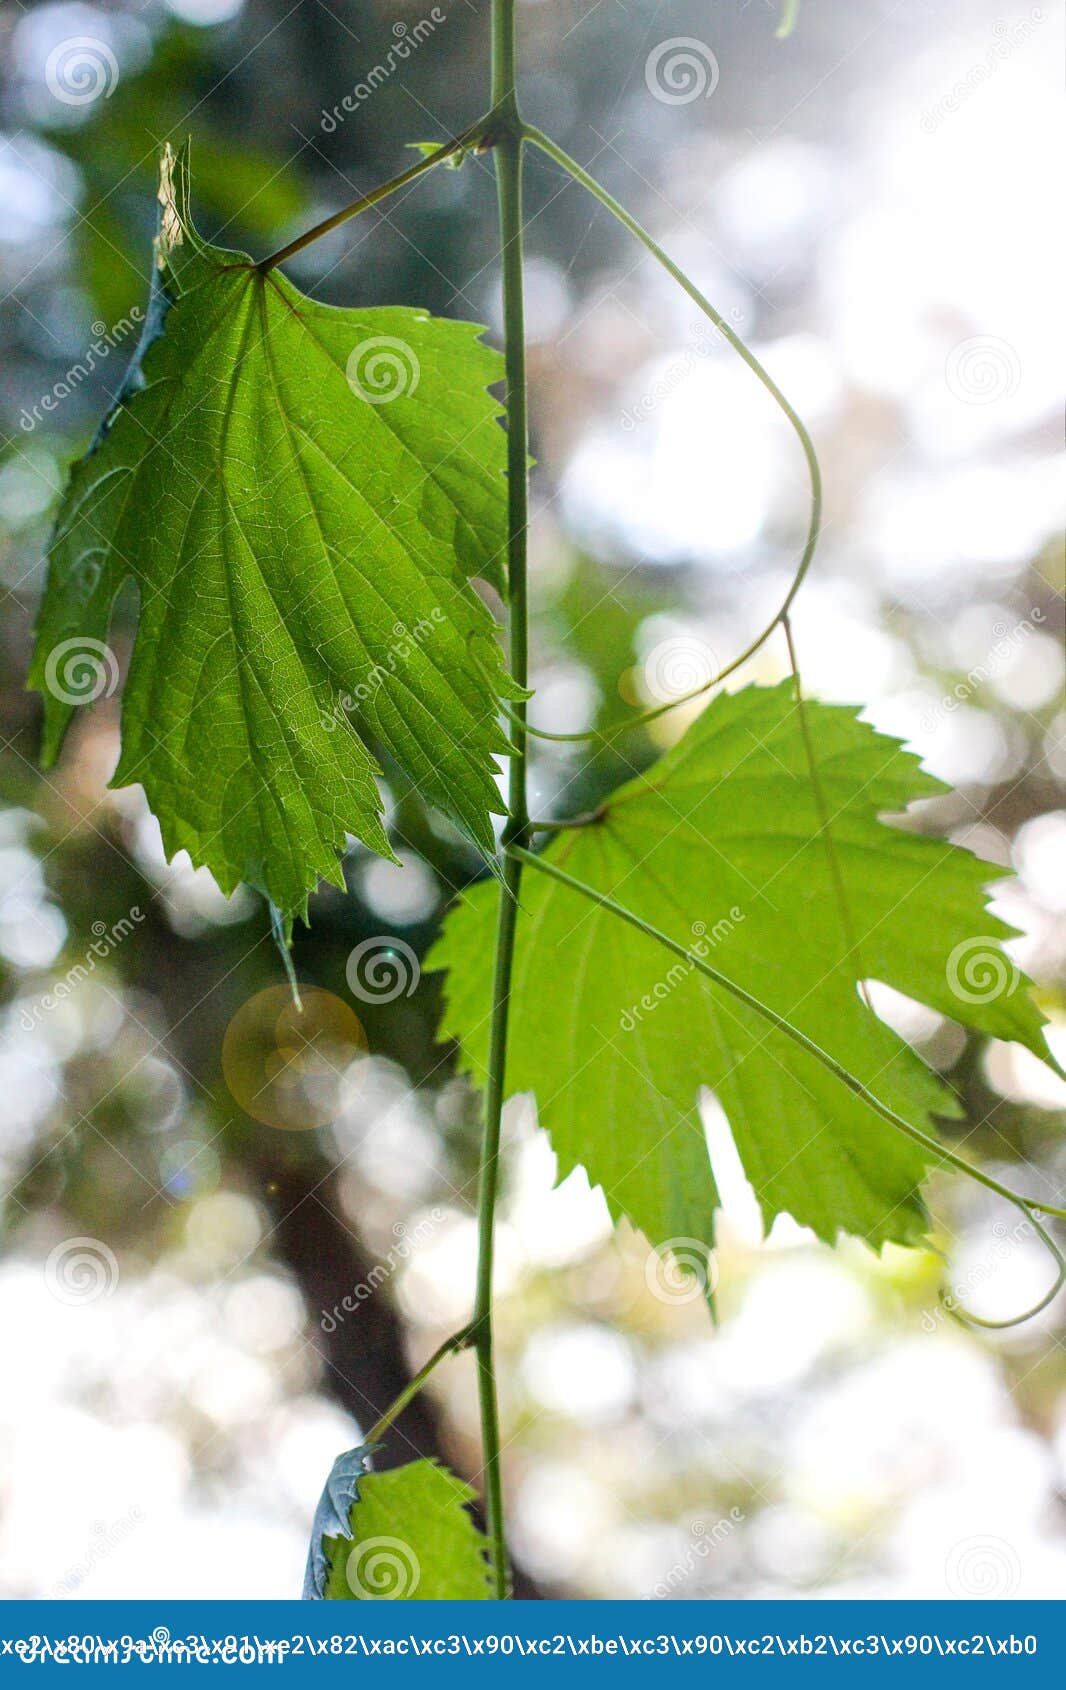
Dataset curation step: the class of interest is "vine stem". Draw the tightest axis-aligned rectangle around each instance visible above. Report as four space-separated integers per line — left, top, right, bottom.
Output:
472 0 529 1601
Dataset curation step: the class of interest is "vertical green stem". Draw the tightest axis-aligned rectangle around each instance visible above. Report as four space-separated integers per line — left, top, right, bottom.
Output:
473 0 528 1600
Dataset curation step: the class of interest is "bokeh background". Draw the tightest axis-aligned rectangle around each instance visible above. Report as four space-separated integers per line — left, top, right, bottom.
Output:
1 0 1064 1600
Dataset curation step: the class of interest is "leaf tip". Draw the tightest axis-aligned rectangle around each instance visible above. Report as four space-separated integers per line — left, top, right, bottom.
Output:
156 138 202 275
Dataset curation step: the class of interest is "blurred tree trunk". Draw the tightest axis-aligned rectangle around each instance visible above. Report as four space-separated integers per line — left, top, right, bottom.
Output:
244 1155 544 1598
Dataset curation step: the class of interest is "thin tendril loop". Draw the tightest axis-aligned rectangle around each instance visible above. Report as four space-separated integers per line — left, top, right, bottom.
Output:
776 0 801 40
941 1201 1065 1332
509 125 822 748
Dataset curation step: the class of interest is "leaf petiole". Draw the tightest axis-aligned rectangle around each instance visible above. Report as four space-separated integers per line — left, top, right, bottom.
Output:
258 123 493 274
365 1326 476 1448
527 810 605 833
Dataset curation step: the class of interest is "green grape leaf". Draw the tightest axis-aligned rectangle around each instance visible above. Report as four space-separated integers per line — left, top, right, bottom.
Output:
323 1459 493 1600
29 143 517 919
432 681 1052 1268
